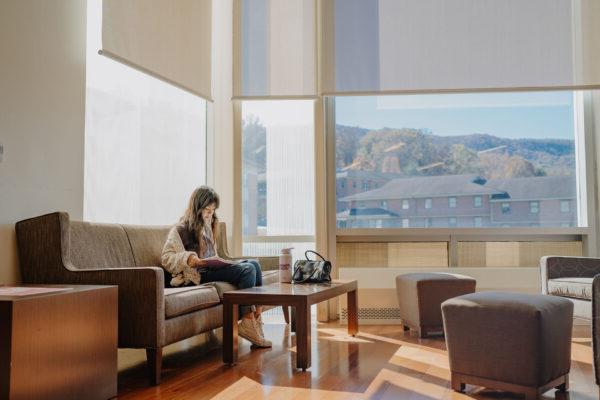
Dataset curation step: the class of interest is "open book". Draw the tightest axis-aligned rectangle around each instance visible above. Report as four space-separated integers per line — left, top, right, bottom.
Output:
201 256 248 268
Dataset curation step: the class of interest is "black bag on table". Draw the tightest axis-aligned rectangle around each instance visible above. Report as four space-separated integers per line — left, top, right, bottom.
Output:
292 250 332 284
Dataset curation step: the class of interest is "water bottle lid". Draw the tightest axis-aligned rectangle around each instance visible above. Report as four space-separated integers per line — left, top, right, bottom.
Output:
281 247 294 254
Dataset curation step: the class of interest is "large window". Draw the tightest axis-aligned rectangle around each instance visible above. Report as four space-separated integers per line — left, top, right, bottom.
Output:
84 0 206 225
241 100 315 257
335 91 583 229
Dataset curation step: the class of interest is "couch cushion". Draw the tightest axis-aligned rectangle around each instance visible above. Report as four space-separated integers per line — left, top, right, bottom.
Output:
122 225 171 267
70 221 136 269
548 277 592 301
164 286 220 319
262 270 279 285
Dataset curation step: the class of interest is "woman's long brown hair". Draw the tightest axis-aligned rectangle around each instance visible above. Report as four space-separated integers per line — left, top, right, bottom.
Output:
180 186 220 256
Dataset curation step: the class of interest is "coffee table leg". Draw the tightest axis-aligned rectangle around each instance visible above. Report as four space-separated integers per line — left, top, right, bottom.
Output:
295 301 311 371
290 305 296 333
347 289 358 337
223 299 238 366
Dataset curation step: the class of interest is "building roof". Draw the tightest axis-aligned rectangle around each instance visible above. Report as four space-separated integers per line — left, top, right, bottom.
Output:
340 174 503 202
349 208 399 217
487 176 576 201
336 170 404 181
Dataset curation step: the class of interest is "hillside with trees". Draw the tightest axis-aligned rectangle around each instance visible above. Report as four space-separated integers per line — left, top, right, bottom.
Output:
336 125 574 179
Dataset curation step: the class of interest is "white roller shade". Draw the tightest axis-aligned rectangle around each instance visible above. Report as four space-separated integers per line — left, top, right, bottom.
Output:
234 0 317 98
322 0 600 95
101 0 213 101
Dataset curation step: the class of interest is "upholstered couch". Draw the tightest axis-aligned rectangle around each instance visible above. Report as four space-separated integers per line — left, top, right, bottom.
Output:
540 256 599 390
15 212 281 385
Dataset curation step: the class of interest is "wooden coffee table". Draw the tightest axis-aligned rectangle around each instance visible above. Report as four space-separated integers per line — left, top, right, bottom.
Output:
223 280 358 371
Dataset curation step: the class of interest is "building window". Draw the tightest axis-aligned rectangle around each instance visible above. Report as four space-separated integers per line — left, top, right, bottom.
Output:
474 217 482 227
334 91 582 229
425 217 433 227
352 181 357 189
501 202 511 214
381 200 388 209
448 217 457 227
402 218 410 228
402 199 410 209
561 222 571 227
363 182 369 191
530 201 539 214
560 200 570 213
341 181 345 189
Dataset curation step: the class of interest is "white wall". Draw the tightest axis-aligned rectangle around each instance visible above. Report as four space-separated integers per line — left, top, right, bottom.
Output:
0 0 87 284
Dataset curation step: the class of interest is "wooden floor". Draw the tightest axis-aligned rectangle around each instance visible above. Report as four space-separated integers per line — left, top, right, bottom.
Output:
116 318 597 400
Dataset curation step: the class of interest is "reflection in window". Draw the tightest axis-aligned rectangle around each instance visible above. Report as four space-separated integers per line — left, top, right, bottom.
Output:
402 199 410 210
425 198 432 209
560 200 570 213
402 218 410 228
474 217 483 227
448 197 457 208
449 217 457 227
474 196 482 208
501 202 511 214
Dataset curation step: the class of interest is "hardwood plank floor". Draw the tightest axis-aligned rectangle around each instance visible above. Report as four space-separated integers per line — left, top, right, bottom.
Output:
116 319 596 400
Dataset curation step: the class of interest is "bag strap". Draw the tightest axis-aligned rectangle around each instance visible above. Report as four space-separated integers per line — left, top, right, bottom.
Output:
305 250 327 262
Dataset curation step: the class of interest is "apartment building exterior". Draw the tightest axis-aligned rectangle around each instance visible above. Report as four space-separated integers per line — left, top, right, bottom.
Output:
338 174 577 228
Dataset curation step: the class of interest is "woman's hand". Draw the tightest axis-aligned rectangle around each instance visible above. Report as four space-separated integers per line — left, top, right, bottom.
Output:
187 254 205 268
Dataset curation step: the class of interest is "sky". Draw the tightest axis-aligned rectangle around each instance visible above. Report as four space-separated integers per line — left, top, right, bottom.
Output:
335 91 576 140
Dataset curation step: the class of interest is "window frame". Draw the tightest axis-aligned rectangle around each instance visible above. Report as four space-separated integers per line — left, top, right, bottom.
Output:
322 93 597 265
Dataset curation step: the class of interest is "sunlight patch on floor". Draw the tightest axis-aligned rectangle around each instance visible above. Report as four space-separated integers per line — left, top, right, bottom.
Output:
210 376 363 400
318 327 373 343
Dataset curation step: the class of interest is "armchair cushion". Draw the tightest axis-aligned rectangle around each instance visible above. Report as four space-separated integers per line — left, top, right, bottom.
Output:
547 277 592 301
164 286 220 319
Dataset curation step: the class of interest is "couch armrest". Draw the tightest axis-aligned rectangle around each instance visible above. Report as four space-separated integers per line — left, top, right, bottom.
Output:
593 274 600 386
540 256 600 294
65 266 165 348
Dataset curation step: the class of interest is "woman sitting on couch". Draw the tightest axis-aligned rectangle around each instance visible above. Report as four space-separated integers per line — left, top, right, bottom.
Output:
160 186 271 348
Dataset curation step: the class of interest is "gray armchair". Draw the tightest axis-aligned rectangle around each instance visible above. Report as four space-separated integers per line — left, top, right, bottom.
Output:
540 256 599 389
16 212 281 385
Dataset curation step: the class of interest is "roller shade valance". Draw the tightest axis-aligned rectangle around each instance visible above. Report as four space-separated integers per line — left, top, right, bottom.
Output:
233 0 317 98
321 0 600 95
101 0 213 101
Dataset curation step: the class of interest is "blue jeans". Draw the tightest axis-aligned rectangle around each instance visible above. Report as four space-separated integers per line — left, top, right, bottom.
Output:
200 260 262 316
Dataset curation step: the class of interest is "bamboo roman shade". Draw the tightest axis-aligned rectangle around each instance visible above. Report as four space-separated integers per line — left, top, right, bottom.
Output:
321 0 600 95
101 0 213 101
233 0 317 98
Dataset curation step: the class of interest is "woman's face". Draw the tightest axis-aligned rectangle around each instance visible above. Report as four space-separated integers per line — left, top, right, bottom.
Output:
201 202 217 224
